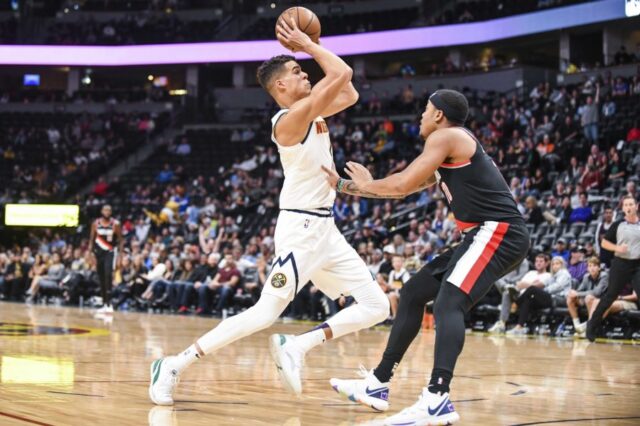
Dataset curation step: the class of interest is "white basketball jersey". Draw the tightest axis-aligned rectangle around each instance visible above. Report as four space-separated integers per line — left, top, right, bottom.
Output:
271 109 336 210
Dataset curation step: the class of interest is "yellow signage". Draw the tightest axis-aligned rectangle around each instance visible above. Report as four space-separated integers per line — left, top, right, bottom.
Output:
4 204 79 227
1 356 74 387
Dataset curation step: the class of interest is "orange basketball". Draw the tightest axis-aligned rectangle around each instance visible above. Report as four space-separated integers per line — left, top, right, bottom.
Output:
276 6 321 50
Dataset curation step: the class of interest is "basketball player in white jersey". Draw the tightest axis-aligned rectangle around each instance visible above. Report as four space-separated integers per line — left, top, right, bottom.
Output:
149 17 388 405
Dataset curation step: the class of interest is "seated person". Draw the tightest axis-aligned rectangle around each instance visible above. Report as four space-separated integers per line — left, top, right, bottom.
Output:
507 256 571 335
577 284 638 336
488 256 542 334
233 256 269 309
112 255 148 309
172 253 219 313
141 259 182 307
567 246 588 282
566 256 608 332
26 253 66 302
196 254 240 316
386 255 410 320
1 252 30 301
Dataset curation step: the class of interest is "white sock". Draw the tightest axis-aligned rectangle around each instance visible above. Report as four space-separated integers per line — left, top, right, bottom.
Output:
171 344 201 374
572 318 581 328
294 328 326 353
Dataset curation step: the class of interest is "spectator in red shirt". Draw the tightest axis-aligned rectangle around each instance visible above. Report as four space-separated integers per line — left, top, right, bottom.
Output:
626 120 640 143
581 158 603 191
93 177 109 196
199 254 241 316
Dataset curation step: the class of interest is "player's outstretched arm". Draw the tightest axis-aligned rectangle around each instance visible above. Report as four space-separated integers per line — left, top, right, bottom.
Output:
275 18 353 146
321 165 435 199
328 130 449 198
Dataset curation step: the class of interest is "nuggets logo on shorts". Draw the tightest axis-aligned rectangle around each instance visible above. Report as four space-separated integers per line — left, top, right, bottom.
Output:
271 272 287 288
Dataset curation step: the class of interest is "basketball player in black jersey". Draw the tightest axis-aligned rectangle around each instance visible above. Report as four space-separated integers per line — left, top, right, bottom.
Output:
323 90 529 425
88 204 124 316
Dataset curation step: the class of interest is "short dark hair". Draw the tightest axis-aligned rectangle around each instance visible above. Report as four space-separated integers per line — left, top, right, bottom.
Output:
429 89 469 125
536 253 550 262
256 54 295 91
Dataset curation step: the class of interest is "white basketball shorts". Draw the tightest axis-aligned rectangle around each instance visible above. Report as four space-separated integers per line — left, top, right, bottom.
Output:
262 209 375 301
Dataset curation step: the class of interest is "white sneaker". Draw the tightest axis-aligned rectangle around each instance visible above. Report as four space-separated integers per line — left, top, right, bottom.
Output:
574 322 587 334
149 356 180 405
488 320 506 334
330 365 390 412
384 388 459 426
269 334 304 395
505 326 527 336
95 304 114 316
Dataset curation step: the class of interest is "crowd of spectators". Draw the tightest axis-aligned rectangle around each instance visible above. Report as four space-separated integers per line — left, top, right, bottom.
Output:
0 86 172 104
424 0 594 26
0 111 167 203
1 65 639 338
1 0 600 45
45 14 220 45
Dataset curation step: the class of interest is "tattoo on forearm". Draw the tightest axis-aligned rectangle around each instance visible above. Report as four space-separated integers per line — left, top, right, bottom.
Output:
341 181 406 199
340 177 434 200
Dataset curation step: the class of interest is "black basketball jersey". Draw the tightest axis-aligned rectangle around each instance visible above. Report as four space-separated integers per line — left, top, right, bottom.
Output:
435 128 523 230
94 218 118 253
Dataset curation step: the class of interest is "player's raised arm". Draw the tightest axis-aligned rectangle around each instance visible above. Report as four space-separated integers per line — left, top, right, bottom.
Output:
319 82 359 119
274 17 353 146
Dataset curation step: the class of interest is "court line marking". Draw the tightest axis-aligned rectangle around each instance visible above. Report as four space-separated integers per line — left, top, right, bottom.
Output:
469 331 640 346
0 411 55 426
321 398 488 407
509 416 640 425
46 391 104 398
321 403 359 407
474 373 639 386
175 400 249 405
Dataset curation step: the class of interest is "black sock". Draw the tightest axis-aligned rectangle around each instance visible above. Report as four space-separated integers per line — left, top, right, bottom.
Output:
428 368 452 394
373 360 398 383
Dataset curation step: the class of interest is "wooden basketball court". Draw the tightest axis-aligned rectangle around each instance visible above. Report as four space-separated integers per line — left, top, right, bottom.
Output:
0 301 639 425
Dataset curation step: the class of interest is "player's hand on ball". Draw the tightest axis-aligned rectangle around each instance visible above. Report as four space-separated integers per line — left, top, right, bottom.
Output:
320 165 339 189
344 161 373 188
276 15 312 52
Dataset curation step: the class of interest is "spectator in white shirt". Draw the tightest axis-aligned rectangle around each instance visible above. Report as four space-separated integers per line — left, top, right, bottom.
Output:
386 254 410 320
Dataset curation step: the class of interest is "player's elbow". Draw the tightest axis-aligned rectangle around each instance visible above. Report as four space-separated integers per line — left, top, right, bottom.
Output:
347 88 359 106
326 66 352 82
395 177 413 195
335 67 353 84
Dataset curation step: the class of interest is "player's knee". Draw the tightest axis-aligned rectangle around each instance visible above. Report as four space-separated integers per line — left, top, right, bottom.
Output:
250 294 290 330
399 279 416 299
433 283 467 319
364 286 390 323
